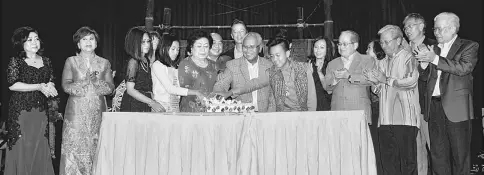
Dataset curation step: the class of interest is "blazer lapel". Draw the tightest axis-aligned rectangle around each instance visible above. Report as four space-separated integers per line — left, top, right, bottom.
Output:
239 58 251 82
440 37 462 94
445 37 462 61
348 53 362 73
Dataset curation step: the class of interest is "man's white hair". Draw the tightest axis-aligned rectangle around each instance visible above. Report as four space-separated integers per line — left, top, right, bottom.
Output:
434 12 460 33
378 25 404 39
245 32 263 46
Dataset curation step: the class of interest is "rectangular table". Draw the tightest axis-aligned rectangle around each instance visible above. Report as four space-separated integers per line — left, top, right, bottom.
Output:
94 111 376 175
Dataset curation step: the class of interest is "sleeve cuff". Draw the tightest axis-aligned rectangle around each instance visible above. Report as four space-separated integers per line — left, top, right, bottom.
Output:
431 55 439 65
387 77 395 87
332 79 338 85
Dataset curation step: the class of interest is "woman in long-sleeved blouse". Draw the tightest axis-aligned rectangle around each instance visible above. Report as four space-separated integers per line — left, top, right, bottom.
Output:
152 33 205 112
60 26 114 175
5 26 58 175
178 30 218 112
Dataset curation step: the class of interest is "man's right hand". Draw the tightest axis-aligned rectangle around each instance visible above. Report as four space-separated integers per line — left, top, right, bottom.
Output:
213 91 233 99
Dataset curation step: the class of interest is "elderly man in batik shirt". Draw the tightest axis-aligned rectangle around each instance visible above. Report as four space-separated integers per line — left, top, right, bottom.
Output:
365 25 421 175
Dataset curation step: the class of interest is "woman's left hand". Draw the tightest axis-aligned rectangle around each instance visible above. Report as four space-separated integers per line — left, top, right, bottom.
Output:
46 82 58 97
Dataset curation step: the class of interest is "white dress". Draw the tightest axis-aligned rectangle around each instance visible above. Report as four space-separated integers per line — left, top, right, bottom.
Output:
151 61 188 112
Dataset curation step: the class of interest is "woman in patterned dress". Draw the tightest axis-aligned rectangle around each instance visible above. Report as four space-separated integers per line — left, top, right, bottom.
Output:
152 33 206 112
5 26 58 175
119 26 164 112
178 30 218 112
60 26 114 174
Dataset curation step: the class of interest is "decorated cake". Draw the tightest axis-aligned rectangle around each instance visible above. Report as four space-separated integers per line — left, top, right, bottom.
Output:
202 96 255 113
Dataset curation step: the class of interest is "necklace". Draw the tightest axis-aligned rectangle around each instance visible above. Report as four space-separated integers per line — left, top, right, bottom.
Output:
140 60 149 73
191 57 208 68
29 56 40 64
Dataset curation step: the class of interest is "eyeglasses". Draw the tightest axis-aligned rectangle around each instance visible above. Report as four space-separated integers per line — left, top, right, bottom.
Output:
242 45 259 50
337 42 355 47
404 22 422 31
380 38 396 46
433 26 451 33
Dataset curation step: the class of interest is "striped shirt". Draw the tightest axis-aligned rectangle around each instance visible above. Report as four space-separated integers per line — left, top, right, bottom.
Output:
373 49 421 128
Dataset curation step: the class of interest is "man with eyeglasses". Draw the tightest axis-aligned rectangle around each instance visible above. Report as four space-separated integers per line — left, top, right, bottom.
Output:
365 25 421 175
213 32 274 112
414 12 479 175
324 30 375 125
402 12 437 175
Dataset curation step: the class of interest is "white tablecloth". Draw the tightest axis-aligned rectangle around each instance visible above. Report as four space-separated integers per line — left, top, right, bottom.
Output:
94 111 376 175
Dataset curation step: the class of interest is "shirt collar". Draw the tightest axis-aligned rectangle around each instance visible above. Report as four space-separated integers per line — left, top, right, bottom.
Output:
441 35 458 49
389 48 405 59
342 52 356 62
246 56 259 68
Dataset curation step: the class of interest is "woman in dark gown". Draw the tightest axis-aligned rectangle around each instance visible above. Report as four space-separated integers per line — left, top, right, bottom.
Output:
307 36 334 111
119 26 164 112
178 30 218 112
5 26 58 175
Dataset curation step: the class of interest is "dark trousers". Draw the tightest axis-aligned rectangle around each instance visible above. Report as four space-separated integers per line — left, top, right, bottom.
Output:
378 125 418 175
429 97 472 175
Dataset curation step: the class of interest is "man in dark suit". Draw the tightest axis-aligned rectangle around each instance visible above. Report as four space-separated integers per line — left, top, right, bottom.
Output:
415 12 479 175
403 12 437 175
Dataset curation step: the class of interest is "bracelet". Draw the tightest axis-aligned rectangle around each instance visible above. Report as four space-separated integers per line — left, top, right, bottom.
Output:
148 101 156 107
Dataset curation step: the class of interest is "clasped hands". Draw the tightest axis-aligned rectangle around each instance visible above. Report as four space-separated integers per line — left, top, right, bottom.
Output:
363 68 386 84
333 68 362 83
39 82 58 97
413 44 437 63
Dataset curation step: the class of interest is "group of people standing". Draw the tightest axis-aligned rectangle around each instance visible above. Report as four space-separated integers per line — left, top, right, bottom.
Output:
3 10 478 175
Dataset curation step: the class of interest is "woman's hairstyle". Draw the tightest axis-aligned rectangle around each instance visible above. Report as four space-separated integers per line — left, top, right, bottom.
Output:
73 26 100 53
124 26 152 61
370 39 386 60
186 29 213 56
307 36 334 71
149 30 161 42
155 33 181 68
266 28 291 51
11 26 44 58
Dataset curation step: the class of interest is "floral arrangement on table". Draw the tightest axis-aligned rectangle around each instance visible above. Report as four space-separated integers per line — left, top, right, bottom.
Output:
201 95 255 113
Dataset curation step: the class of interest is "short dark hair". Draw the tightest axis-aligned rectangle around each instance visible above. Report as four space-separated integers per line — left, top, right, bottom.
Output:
155 33 181 68
186 29 213 56
231 19 247 31
266 29 291 51
403 13 427 32
370 40 386 60
12 26 44 58
149 30 161 41
124 26 152 61
308 36 335 71
73 26 100 53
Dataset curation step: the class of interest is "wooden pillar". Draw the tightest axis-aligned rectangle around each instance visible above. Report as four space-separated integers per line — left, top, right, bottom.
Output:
145 0 154 31
323 0 333 41
297 7 304 39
